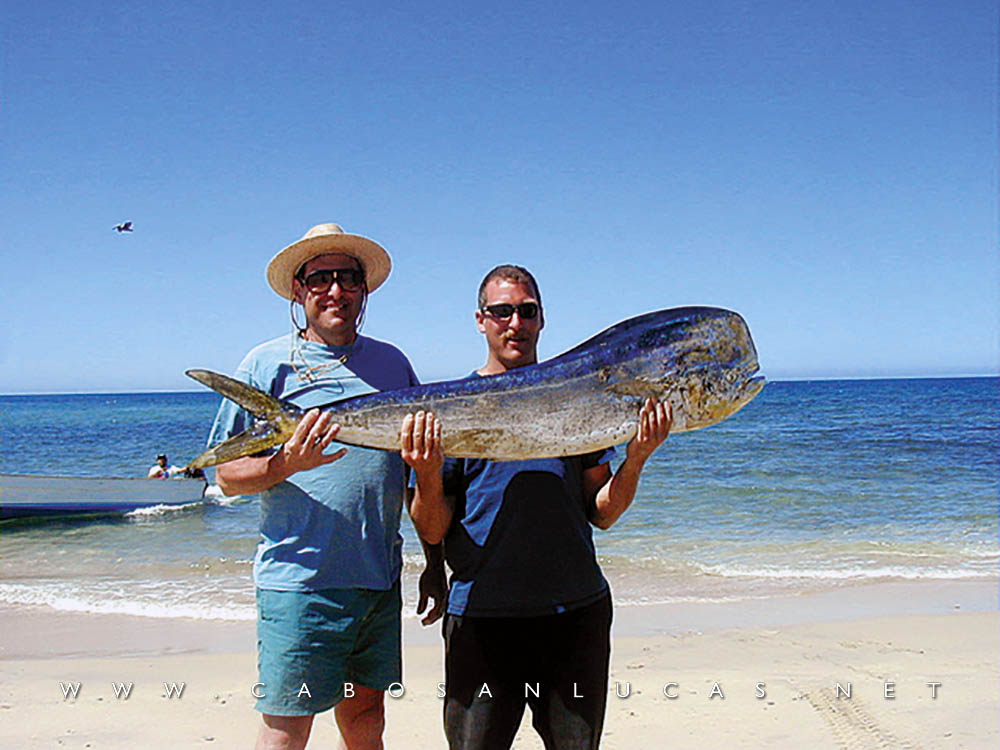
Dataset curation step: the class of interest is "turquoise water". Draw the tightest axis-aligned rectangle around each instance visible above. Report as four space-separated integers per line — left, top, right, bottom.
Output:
0 378 996 619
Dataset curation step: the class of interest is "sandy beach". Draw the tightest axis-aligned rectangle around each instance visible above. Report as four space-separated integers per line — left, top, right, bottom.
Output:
1 580 996 749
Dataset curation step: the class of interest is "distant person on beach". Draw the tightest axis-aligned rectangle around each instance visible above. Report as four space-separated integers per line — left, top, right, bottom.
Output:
404 264 672 750
146 454 182 479
206 223 446 750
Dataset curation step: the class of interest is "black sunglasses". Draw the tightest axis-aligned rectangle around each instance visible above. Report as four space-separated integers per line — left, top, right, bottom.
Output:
298 268 365 293
480 302 540 320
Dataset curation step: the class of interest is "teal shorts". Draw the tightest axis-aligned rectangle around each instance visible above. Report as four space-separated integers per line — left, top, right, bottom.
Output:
255 582 402 716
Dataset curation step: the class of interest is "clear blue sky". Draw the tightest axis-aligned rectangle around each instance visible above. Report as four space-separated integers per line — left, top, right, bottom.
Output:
2 0 996 393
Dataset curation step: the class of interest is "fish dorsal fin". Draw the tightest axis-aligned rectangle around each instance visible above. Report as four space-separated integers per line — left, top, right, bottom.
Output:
185 369 286 420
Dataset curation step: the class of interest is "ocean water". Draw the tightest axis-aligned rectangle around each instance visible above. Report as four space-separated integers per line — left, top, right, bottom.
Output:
0 378 997 621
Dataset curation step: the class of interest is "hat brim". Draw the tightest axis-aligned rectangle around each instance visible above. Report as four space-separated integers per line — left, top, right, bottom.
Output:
266 232 391 300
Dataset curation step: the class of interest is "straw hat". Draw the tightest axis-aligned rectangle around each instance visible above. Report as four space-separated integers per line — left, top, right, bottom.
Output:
266 223 392 300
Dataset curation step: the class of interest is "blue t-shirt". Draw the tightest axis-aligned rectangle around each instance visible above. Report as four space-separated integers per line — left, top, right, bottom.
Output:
430 375 614 617
207 333 419 592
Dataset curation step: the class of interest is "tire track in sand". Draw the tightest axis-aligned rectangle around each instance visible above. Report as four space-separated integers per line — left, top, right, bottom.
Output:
796 684 919 750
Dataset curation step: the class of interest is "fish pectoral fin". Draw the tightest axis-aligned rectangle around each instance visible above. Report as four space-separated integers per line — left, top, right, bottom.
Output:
605 379 665 400
186 369 288 419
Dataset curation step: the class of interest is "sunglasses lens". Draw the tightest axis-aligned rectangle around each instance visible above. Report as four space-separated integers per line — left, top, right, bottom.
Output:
484 303 539 319
303 269 364 292
304 270 333 290
339 269 364 290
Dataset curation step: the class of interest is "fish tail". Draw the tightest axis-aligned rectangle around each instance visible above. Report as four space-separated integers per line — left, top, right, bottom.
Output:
185 369 286 419
184 369 302 470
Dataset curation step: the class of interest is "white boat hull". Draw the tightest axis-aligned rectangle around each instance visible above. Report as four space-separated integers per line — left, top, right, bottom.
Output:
0 473 209 520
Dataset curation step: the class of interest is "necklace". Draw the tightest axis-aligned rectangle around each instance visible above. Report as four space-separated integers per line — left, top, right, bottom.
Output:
289 334 354 384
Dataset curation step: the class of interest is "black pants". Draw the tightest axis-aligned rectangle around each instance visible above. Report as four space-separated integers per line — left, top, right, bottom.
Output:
443 594 613 750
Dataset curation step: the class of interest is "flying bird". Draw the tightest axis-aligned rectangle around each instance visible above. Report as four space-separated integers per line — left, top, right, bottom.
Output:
113 221 133 232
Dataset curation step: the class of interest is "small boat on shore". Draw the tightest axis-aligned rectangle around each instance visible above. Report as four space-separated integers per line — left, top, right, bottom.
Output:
0 473 211 521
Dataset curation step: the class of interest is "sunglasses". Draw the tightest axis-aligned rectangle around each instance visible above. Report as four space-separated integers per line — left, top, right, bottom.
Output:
298 268 365 293
480 302 540 320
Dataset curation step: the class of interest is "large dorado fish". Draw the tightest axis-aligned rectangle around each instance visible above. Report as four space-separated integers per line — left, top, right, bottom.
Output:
186 306 764 469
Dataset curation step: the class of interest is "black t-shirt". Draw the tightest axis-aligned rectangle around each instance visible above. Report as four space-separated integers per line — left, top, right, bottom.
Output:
442 448 612 617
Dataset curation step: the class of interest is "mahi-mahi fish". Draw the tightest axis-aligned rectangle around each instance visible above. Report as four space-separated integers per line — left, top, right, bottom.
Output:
185 306 764 470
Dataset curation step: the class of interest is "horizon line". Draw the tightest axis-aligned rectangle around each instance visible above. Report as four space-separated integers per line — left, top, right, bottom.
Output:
1 372 997 397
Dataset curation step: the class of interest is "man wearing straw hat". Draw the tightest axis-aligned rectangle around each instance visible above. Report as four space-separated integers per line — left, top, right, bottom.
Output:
208 223 445 750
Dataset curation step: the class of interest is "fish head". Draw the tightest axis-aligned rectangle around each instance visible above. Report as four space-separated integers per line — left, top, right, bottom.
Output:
605 307 764 432
662 308 765 431
667 369 765 432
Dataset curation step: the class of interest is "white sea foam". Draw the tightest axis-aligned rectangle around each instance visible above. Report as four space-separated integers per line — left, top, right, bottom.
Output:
0 581 255 621
693 563 995 581
204 484 226 500
125 502 203 518
960 547 1000 560
605 593 770 606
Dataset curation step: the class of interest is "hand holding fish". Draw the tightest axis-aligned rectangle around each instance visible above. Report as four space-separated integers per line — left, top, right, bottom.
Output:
213 408 347 496
274 408 347 476
402 411 451 547
625 398 673 464
400 411 444 477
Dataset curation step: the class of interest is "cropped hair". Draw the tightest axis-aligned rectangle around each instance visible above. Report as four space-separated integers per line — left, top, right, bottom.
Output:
477 264 542 309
